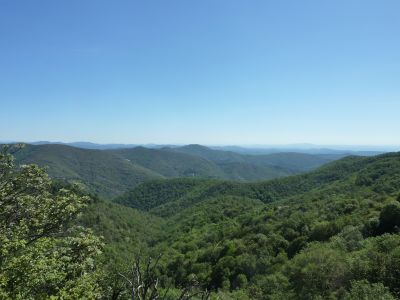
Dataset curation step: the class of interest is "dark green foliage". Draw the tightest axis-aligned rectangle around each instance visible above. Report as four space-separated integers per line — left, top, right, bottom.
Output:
349 234 400 297
115 178 214 210
378 202 400 234
309 221 341 241
362 217 380 237
286 245 350 299
80 200 164 264
104 151 400 299
286 236 307 258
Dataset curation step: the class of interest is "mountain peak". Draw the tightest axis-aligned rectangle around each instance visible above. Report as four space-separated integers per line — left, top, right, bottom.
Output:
180 144 211 150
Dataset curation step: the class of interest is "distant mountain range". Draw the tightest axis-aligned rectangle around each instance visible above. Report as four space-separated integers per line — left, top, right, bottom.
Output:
3 140 394 155
211 145 385 156
6 140 400 298
9 143 353 198
30 141 139 150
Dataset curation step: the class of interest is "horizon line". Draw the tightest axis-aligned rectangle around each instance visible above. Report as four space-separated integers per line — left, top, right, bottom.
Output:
2 140 400 149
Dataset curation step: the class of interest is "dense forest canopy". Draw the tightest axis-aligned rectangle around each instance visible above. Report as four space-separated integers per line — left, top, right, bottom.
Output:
2 145 400 299
12 144 342 198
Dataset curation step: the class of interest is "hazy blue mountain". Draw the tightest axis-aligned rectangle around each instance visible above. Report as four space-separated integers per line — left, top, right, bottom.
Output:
3 140 392 154
211 145 385 156
107 146 226 178
30 141 139 149
108 146 292 181
168 144 343 173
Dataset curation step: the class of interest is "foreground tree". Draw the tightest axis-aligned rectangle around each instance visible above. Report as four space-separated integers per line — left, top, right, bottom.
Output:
0 145 103 299
118 254 211 300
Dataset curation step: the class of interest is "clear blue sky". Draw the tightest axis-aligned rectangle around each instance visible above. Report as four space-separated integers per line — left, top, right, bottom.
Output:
1 0 399 145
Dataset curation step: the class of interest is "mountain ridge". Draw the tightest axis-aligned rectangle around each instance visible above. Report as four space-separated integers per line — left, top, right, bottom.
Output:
94 150 400 298
10 142 375 199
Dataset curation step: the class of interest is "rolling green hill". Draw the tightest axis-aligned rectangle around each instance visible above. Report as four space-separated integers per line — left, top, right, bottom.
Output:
114 154 371 217
80 197 165 267
115 178 215 211
160 153 400 299
107 146 226 178
170 144 342 171
107 152 400 299
13 143 345 199
107 146 293 181
14 144 163 198
14 148 400 298
109 144 342 182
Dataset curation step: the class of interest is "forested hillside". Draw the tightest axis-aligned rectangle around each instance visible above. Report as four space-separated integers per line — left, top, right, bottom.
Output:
107 146 226 178
101 152 400 298
14 144 163 198
12 143 341 199
168 144 342 173
108 145 337 181
4 145 400 299
114 155 369 216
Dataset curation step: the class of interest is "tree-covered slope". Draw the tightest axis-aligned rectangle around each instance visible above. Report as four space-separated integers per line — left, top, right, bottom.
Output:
8 146 400 299
114 154 371 217
11 143 346 200
169 144 248 163
14 144 163 198
114 178 216 211
169 144 341 173
80 198 165 266
107 146 226 178
138 152 400 299
108 146 296 181
113 144 345 182
246 152 344 172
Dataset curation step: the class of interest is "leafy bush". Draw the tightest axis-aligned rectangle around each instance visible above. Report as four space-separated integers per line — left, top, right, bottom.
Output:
344 280 395 300
378 203 400 233
0 148 102 299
